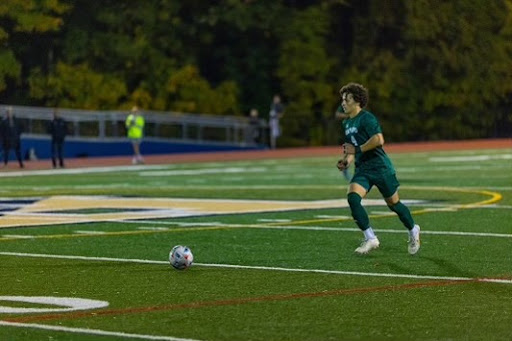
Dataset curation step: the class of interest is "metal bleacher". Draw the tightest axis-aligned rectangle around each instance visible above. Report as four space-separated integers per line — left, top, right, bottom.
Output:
0 105 268 159
0 105 267 144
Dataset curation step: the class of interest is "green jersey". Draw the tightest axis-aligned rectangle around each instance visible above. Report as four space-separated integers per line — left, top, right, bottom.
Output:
343 110 395 174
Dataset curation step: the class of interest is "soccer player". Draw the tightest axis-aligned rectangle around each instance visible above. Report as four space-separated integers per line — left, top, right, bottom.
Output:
336 82 420 255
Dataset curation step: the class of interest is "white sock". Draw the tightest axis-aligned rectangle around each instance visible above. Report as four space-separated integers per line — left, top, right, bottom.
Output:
409 225 419 237
363 227 376 240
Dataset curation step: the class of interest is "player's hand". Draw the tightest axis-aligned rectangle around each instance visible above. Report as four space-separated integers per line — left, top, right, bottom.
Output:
336 159 348 171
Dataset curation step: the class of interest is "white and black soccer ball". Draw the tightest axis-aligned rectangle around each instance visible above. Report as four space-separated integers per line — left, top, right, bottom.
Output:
169 245 194 270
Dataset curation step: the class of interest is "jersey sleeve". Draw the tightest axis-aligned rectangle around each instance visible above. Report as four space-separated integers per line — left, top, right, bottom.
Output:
363 113 382 137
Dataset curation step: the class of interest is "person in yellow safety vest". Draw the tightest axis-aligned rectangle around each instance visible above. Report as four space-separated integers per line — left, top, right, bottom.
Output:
125 106 145 164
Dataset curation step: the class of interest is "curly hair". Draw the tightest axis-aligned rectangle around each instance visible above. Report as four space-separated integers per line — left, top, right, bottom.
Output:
339 83 369 108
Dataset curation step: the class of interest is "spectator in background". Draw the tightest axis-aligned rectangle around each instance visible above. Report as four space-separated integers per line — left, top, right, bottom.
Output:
1 107 24 168
47 109 68 168
269 95 284 149
248 108 261 144
125 106 145 164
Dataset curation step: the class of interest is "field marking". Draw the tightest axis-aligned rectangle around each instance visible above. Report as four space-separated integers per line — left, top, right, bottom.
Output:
0 321 202 341
0 186 502 229
429 154 512 162
5 280 466 325
139 166 268 177
0 296 108 314
1 251 512 285
0 165 172 178
1 234 35 239
270 186 503 226
74 230 107 235
0 226 226 242
3 220 512 242
257 219 292 223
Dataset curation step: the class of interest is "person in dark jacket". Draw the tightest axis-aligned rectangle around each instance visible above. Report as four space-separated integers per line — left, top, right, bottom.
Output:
1 107 24 168
47 109 68 168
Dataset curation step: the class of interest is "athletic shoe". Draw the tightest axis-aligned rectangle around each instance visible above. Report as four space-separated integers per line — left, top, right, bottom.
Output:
408 225 421 255
355 238 380 254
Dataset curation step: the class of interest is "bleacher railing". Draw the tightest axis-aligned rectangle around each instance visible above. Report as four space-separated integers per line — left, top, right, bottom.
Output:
0 105 268 147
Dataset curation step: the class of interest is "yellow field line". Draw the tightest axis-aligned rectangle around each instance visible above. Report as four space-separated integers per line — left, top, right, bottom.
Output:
268 186 503 226
0 226 229 242
0 187 503 239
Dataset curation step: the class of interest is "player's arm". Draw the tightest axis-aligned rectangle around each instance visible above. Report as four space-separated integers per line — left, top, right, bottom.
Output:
334 105 348 120
337 152 354 171
343 133 384 154
360 133 384 152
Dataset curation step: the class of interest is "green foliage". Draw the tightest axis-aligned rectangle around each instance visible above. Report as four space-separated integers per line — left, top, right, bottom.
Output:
277 6 336 146
162 65 239 115
0 0 68 93
402 0 512 139
0 0 68 32
0 50 21 92
1 0 512 142
28 62 127 109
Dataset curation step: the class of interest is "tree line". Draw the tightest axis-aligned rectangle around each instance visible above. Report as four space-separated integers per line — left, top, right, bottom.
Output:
1 0 511 146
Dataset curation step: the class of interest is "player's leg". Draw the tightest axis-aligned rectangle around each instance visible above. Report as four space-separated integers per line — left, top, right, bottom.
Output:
51 141 57 168
347 175 379 254
136 140 144 163
379 173 420 254
3 143 9 165
385 192 415 230
130 140 139 164
57 142 64 167
14 142 23 168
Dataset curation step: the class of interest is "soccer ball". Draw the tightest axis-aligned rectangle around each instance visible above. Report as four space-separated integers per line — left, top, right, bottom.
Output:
169 245 194 270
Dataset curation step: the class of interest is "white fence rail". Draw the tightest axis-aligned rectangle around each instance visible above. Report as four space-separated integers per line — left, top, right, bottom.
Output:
0 105 268 147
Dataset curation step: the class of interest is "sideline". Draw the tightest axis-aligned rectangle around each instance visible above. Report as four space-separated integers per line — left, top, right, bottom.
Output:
0 321 201 341
2 223 512 243
1 251 512 285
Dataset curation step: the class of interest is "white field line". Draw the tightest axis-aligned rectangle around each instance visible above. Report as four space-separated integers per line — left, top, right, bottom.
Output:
0 165 172 178
479 205 512 209
315 215 352 219
119 220 512 239
398 165 510 172
139 167 268 177
137 227 170 231
0 321 202 341
429 154 512 162
1 235 35 239
257 219 292 222
1 251 511 285
74 230 107 235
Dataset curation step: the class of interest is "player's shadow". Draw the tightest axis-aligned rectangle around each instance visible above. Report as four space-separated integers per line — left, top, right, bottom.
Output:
381 255 477 279
421 256 479 278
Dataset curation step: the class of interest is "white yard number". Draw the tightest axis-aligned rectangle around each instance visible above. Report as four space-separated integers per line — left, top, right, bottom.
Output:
0 296 109 313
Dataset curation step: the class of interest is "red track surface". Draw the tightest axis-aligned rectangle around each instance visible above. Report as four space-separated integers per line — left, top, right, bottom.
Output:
1 138 510 171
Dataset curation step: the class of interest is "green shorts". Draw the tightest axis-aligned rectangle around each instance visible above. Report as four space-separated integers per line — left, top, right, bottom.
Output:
351 170 400 198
